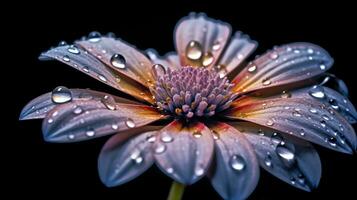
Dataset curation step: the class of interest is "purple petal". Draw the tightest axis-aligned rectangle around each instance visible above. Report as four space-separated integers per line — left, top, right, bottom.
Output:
39 45 154 103
232 122 321 191
208 122 259 200
175 12 231 68
42 100 165 142
216 31 257 77
225 96 356 153
20 89 140 120
98 130 158 187
154 120 214 184
232 43 334 94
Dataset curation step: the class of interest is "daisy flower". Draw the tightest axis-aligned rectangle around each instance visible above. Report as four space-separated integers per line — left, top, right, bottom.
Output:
20 13 356 200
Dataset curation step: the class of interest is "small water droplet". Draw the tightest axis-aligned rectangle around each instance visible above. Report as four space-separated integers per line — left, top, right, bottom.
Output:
270 52 279 60
73 107 82 114
155 143 166 154
292 110 302 117
202 52 214 67
309 86 325 99
248 65 257 73
329 98 339 110
88 31 101 43
307 48 314 54
68 134 75 140
322 114 330 121
328 137 337 147
161 133 173 143
281 91 291 98
300 129 305 136
212 41 221 51
271 132 283 144
67 45 80 54
97 74 107 82
151 64 166 78
309 108 317 114
58 41 67 46
110 54 126 69
62 55 70 62
47 118 53 123
193 130 202 138
51 86 72 104
111 123 119 130
230 155 246 171
266 120 274 126
212 130 220 140
276 144 295 163
186 40 203 60
52 111 58 117
125 118 136 128
167 167 174 174
237 53 244 60
101 95 116 110
85 128 95 137
146 134 156 143
290 177 296 185
83 67 89 73
320 64 326 70
293 49 300 54
264 155 272 167
262 79 272 86
195 167 205 176
320 120 326 128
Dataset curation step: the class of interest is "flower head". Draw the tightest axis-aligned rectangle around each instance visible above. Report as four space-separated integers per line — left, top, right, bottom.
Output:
20 13 357 200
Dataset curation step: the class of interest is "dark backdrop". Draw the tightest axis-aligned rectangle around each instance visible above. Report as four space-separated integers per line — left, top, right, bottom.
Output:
5 1 356 199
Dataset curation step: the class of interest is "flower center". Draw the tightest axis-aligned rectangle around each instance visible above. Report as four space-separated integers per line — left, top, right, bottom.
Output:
151 65 237 119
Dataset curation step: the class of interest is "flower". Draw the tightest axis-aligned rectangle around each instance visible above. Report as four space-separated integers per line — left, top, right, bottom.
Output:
20 13 357 200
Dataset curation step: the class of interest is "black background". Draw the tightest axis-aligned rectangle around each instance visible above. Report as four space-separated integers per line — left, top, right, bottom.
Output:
5 1 356 199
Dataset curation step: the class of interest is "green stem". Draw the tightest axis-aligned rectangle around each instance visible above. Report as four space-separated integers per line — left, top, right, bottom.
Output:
167 181 185 200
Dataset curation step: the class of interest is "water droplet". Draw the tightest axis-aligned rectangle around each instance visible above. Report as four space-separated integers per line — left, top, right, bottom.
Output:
307 48 314 54
320 120 326 128
248 65 257 73
146 134 156 143
262 79 272 86
281 91 291 98
67 45 80 54
322 114 330 121
58 41 67 46
202 52 214 67
106 32 116 38
276 144 295 163
101 95 116 110
193 130 202 138
125 118 136 128
237 53 244 60
300 129 305 136
110 54 126 69
73 107 82 114
52 111 58 117
161 133 173 143
329 98 339 110
192 166 204 176
266 120 274 126
111 123 119 130
98 75 107 82
68 134 75 140
309 86 325 99
264 155 272 167
290 177 296 185
292 110 302 117
309 108 317 114
51 86 72 104
83 67 89 73
320 64 326 70
155 143 166 154
85 128 95 137
186 40 203 60
62 55 70 62
212 130 220 140
212 41 221 51
230 155 245 171
270 52 279 60
167 167 174 174
88 31 101 43
151 64 166 78
293 49 300 54
271 132 283 144
47 118 53 123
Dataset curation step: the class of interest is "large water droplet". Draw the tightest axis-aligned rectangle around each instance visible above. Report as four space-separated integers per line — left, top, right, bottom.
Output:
202 52 214 67
186 40 203 60
88 31 101 43
51 86 72 104
67 45 80 54
230 155 246 171
276 144 295 163
110 54 126 69
309 86 325 99
151 64 166 78
125 118 136 128
85 128 95 137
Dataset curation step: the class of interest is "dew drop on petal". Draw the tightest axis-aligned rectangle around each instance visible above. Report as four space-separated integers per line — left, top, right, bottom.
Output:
161 133 174 143
111 123 119 130
271 132 283 144
47 118 53 123
88 31 101 43
151 64 166 78
320 64 326 70
276 144 295 163
309 86 325 99
264 155 272 167
98 75 107 82
67 45 80 54
247 65 257 73
193 130 202 138
269 52 279 60
309 108 318 114
266 120 274 126
328 137 337 147
101 95 116 110
186 40 203 60
62 55 70 62
125 118 136 128
110 54 126 69
155 143 166 154
202 52 214 67
167 167 174 174
85 128 95 137
281 91 291 98
58 41 67 46
230 155 245 171
51 86 72 104
212 41 221 51
73 106 82 114
212 130 220 140
307 48 314 54
262 79 272 86
68 134 75 140
146 134 156 143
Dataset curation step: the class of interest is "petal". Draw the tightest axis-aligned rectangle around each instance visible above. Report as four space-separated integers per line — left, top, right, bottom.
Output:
145 49 181 70
39 45 154 103
224 96 356 153
216 31 257 77
42 99 165 142
98 130 158 187
175 13 231 68
75 37 156 87
231 43 333 94
319 73 349 97
20 88 140 120
154 120 214 184
207 122 259 200
231 122 321 191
